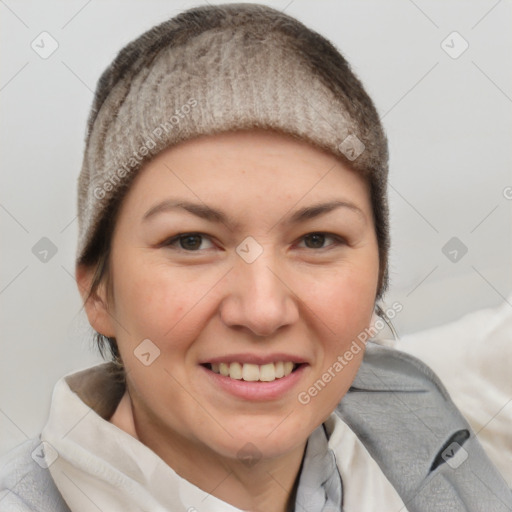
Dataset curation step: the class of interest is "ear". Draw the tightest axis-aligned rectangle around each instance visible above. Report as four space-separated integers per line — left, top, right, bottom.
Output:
75 263 116 338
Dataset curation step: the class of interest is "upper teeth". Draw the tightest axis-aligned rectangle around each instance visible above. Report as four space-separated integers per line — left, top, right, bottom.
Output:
210 362 296 381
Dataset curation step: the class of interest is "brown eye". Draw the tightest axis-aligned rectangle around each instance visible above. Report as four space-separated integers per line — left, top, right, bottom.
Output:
179 234 203 250
303 233 326 249
298 233 345 250
163 233 215 251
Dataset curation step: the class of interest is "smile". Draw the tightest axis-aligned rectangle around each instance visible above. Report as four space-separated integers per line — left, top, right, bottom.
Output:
200 358 308 400
204 362 299 382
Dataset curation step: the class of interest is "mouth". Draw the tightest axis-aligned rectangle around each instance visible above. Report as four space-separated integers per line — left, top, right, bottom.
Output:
201 361 303 382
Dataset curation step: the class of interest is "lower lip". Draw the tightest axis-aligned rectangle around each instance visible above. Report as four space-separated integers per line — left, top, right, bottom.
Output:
200 364 307 401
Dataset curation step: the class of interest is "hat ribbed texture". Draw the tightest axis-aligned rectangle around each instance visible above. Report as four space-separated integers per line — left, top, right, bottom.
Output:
77 2 389 296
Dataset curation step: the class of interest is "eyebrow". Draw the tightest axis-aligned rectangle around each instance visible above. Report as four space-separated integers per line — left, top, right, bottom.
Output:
142 199 366 230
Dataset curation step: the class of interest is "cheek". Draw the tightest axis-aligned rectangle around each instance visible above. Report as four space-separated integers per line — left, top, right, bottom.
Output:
110 257 212 349
300 260 378 339
297 263 376 408
329 278 375 337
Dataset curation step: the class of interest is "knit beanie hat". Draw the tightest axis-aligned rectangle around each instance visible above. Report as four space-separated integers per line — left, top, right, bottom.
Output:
77 2 390 298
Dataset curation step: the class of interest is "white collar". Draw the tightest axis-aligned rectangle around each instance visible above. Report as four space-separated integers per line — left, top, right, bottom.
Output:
41 363 407 512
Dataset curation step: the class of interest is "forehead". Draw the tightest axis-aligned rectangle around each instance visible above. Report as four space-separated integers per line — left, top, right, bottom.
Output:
118 129 372 221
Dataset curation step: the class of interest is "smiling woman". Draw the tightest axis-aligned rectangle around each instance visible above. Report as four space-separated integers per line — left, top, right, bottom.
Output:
91 130 379 509
1 3 511 512
71 125 376 512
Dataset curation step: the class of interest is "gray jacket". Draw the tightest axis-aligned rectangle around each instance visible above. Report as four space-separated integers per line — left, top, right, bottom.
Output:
1 343 511 511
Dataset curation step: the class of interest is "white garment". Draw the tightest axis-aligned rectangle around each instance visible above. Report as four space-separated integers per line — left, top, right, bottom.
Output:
41 364 408 512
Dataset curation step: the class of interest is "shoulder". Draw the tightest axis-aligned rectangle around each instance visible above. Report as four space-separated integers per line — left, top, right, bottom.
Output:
335 341 512 510
0 438 70 512
352 340 450 393
337 341 466 464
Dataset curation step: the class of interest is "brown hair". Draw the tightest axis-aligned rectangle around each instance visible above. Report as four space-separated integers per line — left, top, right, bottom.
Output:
79 198 125 377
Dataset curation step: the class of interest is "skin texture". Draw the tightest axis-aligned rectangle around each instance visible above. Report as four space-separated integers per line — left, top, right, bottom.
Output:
77 129 380 512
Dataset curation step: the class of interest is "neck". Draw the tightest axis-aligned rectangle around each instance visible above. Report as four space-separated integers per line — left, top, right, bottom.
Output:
110 390 306 512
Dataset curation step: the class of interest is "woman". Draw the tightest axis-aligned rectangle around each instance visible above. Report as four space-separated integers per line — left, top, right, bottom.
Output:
1 3 510 511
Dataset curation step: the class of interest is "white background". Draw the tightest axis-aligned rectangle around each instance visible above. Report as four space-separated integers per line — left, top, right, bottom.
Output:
1 0 511 457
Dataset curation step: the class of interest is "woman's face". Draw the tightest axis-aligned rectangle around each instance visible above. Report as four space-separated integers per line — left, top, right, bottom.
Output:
83 129 379 463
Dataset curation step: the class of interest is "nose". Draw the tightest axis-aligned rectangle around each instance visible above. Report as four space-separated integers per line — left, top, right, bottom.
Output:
219 252 299 337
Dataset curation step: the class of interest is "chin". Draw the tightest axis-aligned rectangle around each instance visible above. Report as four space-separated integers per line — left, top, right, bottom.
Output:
205 415 313 462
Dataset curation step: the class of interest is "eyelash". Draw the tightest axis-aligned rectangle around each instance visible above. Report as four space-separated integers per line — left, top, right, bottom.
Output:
161 232 346 252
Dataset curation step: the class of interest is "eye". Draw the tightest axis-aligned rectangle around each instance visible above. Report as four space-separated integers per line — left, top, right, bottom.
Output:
298 232 343 249
163 233 215 251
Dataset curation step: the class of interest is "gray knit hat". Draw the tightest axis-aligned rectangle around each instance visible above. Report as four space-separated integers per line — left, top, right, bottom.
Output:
77 2 389 297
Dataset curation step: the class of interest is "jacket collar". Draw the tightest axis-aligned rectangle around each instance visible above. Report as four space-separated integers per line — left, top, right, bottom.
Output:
336 341 512 511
